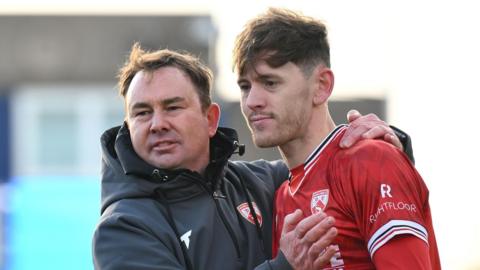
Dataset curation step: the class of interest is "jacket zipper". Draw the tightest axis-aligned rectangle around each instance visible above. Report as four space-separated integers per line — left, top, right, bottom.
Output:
183 173 242 259
212 191 241 259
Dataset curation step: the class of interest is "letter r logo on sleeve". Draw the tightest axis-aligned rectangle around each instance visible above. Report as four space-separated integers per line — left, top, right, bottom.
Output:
380 184 392 198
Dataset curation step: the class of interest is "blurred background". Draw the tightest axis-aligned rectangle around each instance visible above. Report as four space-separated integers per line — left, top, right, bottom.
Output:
0 0 479 269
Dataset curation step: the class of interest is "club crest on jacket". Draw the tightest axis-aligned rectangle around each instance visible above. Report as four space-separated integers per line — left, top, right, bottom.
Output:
237 202 263 227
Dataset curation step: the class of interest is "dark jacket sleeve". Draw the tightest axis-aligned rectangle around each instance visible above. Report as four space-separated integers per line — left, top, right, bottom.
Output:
254 251 293 270
92 214 184 270
390 125 415 164
264 159 289 190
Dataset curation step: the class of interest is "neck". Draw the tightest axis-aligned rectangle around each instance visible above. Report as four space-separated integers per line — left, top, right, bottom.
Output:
278 106 336 169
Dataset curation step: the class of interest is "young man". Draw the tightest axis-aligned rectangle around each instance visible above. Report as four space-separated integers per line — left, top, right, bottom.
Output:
92 43 412 269
233 8 440 269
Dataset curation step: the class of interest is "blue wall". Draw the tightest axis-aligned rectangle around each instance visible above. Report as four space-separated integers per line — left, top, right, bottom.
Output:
0 93 9 182
5 176 100 270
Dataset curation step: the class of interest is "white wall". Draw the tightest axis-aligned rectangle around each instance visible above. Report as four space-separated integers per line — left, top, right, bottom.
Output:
10 85 123 176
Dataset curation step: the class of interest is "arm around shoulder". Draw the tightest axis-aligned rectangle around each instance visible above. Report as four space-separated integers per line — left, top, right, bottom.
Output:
390 125 415 164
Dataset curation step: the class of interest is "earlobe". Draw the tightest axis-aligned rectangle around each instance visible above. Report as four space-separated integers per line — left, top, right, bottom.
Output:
313 68 334 105
207 103 221 137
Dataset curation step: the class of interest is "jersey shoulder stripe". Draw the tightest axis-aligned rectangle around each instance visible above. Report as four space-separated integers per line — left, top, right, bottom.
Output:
304 124 347 170
288 125 347 195
368 219 428 256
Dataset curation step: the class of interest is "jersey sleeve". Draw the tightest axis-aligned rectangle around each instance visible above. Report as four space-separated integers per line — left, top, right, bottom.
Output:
373 235 432 269
331 140 430 258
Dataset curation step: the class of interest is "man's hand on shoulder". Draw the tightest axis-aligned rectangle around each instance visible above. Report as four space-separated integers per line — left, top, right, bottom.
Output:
279 209 337 270
340 109 403 151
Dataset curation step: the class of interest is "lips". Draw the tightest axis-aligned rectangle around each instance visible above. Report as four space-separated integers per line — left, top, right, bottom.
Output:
151 140 179 152
249 113 273 127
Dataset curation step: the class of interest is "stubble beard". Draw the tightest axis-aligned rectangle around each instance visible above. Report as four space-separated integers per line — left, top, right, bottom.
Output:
249 119 301 149
250 104 310 149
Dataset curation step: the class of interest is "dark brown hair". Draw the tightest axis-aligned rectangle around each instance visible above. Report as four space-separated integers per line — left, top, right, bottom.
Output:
233 8 330 76
118 43 213 111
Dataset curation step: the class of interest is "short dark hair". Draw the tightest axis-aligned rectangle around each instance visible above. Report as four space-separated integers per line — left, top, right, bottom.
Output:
233 8 330 76
118 43 213 111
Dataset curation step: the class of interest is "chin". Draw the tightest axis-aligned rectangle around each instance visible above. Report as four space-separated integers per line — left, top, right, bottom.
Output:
148 157 179 170
252 136 280 148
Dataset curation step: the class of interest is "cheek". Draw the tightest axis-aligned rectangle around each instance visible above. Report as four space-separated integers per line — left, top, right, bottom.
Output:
191 119 212 142
129 131 142 150
129 123 148 147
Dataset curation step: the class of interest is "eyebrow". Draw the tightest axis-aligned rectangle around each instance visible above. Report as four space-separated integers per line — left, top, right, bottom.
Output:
130 102 150 111
257 73 281 80
237 78 249 85
130 96 186 111
237 73 281 85
161 96 185 106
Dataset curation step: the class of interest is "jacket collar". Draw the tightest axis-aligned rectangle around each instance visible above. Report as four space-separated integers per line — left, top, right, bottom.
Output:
113 122 241 183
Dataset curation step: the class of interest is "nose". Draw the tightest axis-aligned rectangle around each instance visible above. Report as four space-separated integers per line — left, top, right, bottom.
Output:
150 111 170 133
244 84 266 111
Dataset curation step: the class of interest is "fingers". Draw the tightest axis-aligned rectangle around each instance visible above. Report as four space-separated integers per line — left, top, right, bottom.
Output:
341 112 395 148
302 216 335 242
385 133 403 151
279 212 337 269
294 211 329 239
362 125 391 139
306 225 337 256
342 112 380 148
312 244 338 268
363 126 403 151
340 125 368 148
346 109 361 123
306 226 337 269
282 209 304 234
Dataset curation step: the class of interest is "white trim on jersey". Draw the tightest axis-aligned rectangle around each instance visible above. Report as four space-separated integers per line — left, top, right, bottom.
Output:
367 219 428 257
304 124 347 170
288 125 347 195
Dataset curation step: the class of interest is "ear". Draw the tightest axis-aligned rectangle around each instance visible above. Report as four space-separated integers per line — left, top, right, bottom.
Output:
206 103 221 137
312 67 334 106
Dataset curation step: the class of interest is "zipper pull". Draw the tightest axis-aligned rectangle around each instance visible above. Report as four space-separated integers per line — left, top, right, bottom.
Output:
233 141 245 156
152 169 169 182
213 190 227 199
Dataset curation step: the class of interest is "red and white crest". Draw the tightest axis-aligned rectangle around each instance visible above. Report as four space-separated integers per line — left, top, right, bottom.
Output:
237 202 263 227
311 189 329 214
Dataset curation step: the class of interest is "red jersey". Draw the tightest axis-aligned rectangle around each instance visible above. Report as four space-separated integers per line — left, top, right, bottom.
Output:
273 125 440 269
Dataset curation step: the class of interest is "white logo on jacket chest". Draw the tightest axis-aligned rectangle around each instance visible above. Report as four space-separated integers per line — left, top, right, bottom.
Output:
311 189 329 214
181 230 192 249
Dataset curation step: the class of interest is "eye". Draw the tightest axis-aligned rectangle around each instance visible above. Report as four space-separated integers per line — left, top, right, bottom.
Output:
239 84 250 91
167 106 179 111
238 83 251 94
264 80 277 88
135 111 150 117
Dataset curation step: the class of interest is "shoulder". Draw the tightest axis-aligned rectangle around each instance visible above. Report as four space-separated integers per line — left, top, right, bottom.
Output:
96 198 166 233
93 198 174 255
92 199 181 269
335 139 403 162
231 159 287 172
229 159 289 189
332 139 413 175
329 139 418 190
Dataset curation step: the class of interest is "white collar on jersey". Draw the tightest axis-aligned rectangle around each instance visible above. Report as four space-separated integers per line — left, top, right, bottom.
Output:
288 124 348 181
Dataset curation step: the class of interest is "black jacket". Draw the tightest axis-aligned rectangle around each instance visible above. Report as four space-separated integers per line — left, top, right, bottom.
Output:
92 124 292 270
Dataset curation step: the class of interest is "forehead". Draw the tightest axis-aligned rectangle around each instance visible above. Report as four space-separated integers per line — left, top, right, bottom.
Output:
126 67 197 102
238 60 300 80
